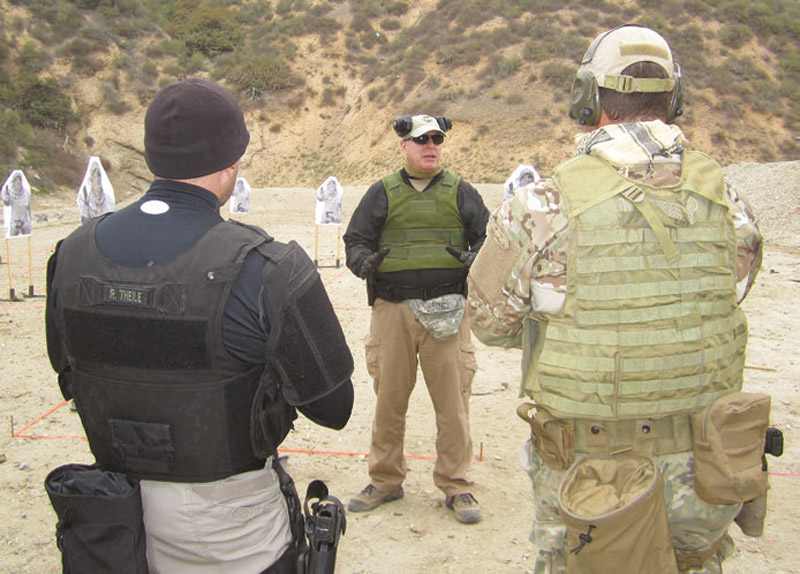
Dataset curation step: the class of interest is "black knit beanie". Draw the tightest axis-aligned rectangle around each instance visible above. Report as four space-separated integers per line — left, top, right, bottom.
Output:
144 78 250 179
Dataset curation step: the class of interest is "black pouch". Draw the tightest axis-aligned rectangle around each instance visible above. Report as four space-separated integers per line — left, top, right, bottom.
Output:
45 463 149 574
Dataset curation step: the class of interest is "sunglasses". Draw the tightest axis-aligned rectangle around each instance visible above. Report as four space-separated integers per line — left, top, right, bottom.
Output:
407 134 445 145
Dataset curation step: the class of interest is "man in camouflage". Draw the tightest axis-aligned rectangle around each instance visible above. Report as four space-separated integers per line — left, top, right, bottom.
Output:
467 26 762 573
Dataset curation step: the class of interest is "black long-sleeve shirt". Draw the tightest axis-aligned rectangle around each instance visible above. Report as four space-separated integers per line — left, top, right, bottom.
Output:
46 180 353 429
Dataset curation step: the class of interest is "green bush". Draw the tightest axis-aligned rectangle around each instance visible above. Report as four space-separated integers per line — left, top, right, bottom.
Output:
171 6 243 57
19 77 75 130
540 61 574 89
385 1 409 16
276 0 293 15
16 41 49 74
778 52 800 73
229 52 299 98
19 128 86 192
380 18 401 31
71 54 104 76
179 52 205 75
0 109 30 166
142 61 159 83
719 24 753 49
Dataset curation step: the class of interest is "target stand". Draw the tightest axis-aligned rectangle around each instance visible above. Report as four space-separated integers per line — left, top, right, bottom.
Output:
313 225 342 269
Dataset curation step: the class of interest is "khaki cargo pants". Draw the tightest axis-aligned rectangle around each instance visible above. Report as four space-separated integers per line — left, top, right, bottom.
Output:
365 298 477 497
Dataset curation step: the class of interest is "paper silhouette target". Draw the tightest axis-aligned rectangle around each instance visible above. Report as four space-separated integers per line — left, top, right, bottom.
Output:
2 170 32 238
315 176 343 226
503 163 540 202
77 157 115 224
230 177 251 214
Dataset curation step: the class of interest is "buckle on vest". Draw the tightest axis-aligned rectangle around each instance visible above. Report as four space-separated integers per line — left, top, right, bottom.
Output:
622 187 645 203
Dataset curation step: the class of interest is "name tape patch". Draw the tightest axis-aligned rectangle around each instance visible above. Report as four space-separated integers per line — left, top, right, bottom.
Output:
101 284 155 307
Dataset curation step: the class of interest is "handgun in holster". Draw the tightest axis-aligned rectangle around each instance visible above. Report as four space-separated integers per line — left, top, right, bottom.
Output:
736 426 784 537
303 480 346 574
762 427 784 470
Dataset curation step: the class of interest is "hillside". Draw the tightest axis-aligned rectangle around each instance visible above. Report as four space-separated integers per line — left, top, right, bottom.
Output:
1 0 798 202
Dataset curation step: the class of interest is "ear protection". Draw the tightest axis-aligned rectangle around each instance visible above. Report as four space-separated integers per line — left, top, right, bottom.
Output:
667 66 684 122
568 26 684 126
392 115 452 137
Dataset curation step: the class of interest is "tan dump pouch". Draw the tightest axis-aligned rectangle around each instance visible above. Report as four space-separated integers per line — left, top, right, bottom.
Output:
692 392 771 504
558 454 678 574
517 402 574 470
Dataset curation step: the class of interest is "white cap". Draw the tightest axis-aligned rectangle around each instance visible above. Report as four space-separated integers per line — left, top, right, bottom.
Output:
408 114 445 138
580 25 676 93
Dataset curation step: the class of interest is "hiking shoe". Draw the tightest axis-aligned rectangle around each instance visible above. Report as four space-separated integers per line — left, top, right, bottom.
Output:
446 492 482 524
348 484 404 512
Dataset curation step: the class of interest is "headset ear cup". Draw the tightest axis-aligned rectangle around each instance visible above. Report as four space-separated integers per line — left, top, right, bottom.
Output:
667 72 684 123
569 69 600 126
435 116 452 132
392 115 413 137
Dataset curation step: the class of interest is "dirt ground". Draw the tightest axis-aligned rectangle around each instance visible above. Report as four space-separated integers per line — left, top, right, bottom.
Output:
0 165 798 573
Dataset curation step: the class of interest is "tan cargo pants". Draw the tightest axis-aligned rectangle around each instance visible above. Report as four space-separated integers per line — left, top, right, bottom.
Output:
365 298 477 497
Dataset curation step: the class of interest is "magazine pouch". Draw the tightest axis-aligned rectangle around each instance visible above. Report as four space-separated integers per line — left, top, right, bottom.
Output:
558 454 678 574
45 463 148 574
692 392 771 504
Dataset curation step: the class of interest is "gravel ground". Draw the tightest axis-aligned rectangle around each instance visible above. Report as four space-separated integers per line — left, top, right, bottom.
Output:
723 161 800 248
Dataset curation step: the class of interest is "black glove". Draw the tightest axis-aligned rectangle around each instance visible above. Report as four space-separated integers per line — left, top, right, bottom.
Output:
446 246 476 268
358 248 390 279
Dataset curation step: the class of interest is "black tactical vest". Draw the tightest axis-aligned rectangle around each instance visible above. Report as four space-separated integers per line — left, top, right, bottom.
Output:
54 218 273 482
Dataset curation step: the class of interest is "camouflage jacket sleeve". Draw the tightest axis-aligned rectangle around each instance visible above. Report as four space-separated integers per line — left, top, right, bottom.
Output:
466 180 569 348
725 180 763 302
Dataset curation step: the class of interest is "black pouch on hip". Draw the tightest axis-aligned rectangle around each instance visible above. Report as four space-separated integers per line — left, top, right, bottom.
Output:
44 463 149 574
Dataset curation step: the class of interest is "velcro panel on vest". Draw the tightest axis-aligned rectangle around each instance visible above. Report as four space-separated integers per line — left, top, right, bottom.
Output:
73 367 263 482
64 308 209 370
274 276 354 405
259 241 354 406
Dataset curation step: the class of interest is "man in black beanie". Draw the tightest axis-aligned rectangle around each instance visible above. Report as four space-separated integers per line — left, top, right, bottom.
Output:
45 78 355 573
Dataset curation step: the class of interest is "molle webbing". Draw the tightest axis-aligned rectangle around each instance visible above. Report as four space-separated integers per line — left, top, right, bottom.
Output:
572 413 694 455
523 153 747 420
378 171 466 272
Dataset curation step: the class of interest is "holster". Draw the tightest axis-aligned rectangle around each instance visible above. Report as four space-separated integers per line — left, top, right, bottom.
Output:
304 480 346 574
44 463 149 574
271 456 308 574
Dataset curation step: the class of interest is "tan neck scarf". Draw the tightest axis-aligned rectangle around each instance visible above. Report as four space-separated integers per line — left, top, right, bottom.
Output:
404 160 442 180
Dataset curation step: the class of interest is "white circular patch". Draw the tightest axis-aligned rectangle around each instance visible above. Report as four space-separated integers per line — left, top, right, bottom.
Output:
140 200 169 215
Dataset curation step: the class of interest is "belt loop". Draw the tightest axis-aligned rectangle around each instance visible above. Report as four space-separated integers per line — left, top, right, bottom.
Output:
584 421 609 454
633 419 657 457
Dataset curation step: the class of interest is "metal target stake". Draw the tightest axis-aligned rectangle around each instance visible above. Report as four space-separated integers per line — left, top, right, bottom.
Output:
314 225 342 269
4 238 20 301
